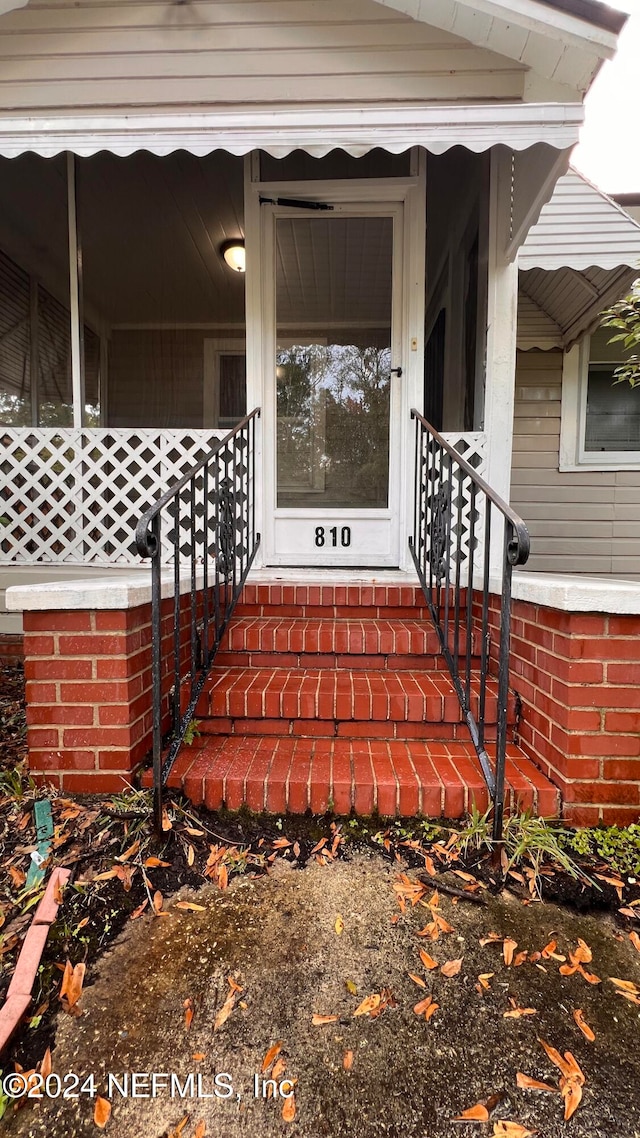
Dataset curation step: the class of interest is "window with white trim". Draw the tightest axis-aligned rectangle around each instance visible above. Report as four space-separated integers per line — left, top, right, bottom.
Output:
560 327 640 470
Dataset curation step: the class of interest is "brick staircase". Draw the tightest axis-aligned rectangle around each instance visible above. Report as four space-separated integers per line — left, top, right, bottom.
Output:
162 583 559 818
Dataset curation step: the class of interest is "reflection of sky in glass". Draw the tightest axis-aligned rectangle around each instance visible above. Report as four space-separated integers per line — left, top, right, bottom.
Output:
276 343 391 401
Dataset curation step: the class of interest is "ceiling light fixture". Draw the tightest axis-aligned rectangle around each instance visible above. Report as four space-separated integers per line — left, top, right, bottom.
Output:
221 240 246 273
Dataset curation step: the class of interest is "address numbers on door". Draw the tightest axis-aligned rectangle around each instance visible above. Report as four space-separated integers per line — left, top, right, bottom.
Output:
314 526 352 548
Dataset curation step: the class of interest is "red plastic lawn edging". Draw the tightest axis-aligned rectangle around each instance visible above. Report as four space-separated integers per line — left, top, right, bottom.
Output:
0 867 71 1052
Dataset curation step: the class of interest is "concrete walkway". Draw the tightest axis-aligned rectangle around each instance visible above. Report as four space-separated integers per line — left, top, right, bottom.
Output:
8 852 640 1138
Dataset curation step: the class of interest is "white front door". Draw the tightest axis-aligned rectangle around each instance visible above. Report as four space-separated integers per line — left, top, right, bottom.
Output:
262 201 404 567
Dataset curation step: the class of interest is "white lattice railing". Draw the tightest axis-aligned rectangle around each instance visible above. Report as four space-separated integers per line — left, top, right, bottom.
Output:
440 431 487 571
0 426 487 567
0 428 226 564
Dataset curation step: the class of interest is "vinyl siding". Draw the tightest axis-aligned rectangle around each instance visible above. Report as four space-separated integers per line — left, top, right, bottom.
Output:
108 328 244 429
511 349 640 580
0 0 527 114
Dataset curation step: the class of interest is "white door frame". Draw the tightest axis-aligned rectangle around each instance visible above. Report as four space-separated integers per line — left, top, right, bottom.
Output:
244 158 426 571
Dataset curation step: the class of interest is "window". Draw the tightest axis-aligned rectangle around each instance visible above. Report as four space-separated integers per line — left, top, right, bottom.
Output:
560 327 640 470
203 340 246 429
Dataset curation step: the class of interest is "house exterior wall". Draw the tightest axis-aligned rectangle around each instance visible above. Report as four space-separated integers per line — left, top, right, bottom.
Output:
108 329 243 429
0 0 526 114
511 348 640 578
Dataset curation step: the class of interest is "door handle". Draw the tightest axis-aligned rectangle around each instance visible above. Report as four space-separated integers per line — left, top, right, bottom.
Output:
390 366 403 377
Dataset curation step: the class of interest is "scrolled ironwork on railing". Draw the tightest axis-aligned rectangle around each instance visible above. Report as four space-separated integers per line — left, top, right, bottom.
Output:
135 409 261 830
409 409 529 843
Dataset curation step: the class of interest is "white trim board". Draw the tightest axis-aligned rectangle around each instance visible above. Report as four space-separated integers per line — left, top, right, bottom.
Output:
0 103 584 159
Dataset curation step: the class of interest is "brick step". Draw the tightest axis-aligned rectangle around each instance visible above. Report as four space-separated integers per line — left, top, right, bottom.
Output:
151 735 559 819
234 582 454 620
216 617 481 671
196 667 512 731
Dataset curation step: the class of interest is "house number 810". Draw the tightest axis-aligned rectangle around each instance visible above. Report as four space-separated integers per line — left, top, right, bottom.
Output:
315 526 351 548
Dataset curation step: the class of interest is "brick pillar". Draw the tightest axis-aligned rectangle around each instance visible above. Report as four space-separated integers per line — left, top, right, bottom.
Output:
23 605 154 793
504 601 640 827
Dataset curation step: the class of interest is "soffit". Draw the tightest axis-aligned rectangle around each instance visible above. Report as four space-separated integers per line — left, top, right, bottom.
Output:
374 0 626 92
519 264 638 350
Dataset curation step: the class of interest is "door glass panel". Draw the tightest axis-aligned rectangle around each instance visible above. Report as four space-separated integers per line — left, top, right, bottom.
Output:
276 215 392 509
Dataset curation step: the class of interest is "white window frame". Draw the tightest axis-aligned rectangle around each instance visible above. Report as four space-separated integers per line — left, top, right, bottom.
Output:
203 338 246 429
559 336 640 472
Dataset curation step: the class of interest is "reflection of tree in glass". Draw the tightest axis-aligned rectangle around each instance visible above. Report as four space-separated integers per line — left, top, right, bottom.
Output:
276 341 391 505
276 344 328 415
326 345 390 505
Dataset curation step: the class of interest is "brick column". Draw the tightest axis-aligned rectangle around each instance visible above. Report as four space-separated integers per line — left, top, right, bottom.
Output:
483 590 640 827
22 604 154 793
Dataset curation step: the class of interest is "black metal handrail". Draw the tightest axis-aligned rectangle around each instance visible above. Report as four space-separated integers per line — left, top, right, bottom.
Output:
135 409 261 830
409 409 530 842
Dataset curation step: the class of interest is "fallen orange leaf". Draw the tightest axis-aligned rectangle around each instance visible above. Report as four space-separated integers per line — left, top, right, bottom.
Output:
272 1058 286 1080
441 958 463 977
629 931 640 953
480 932 502 946
416 921 439 940
610 976 639 993
574 938 592 964
64 963 86 1010
516 1072 558 1093
477 972 494 991
561 1078 583 1121
193 1123 206 1138
573 1009 595 1042
408 973 427 988
40 1048 52 1080
414 995 439 1020
503 938 517 966
175 901 206 912
353 994 382 1017
214 982 239 1031
335 915 345 935
492 1123 535 1137
261 1042 283 1073
454 1103 489 1122
153 890 164 914
282 1093 296 1122
94 1096 111 1129
538 1038 574 1080
192 1053 206 1062
311 1014 339 1025
503 998 536 1018
116 839 140 863
419 950 439 971
184 998 194 1031
343 1050 354 1071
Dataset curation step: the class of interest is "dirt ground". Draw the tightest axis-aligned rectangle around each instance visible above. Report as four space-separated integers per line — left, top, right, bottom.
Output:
5 850 640 1138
